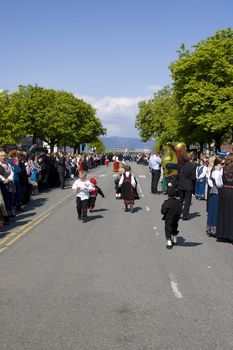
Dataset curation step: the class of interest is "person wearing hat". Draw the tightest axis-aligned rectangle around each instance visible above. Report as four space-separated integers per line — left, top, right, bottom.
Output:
88 177 105 212
161 185 181 249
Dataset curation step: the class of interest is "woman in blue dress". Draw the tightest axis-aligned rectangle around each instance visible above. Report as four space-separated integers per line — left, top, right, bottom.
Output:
206 157 223 237
195 159 208 200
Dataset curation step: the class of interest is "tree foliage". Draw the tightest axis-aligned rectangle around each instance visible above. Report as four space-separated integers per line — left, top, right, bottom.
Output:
88 137 106 153
135 86 180 149
170 28 233 147
0 85 106 150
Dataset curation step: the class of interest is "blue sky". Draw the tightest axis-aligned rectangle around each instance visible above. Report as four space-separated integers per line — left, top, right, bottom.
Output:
1 0 232 137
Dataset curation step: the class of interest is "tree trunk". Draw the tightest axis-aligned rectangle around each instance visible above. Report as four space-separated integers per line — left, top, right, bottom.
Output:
50 144 54 153
32 135 37 145
214 135 222 153
200 142 204 153
73 144 80 154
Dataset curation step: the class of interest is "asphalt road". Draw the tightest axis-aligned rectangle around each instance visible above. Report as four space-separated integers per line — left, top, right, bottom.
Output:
0 162 233 350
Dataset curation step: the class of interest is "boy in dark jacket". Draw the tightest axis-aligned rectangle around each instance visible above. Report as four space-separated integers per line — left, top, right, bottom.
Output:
161 186 181 249
88 178 105 212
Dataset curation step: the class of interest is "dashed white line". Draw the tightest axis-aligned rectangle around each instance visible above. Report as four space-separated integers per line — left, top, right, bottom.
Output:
137 181 143 193
153 227 159 235
169 274 183 299
146 206 150 211
139 175 146 178
99 174 107 177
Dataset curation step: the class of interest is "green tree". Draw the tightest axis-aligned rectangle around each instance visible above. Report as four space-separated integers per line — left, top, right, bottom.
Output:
88 137 106 153
170 28 233 150
0 90 13 146
6 85 106 152
135 86 180 149
64 98 106 153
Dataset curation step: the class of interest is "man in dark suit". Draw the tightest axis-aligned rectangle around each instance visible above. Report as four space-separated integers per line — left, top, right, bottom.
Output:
56 151 66 189
178 159 197 220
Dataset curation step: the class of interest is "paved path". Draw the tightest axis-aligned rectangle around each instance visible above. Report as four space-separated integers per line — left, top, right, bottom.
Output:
0 162 232 349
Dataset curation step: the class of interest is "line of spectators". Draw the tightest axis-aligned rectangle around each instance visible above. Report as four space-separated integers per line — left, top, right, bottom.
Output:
0 149 110 228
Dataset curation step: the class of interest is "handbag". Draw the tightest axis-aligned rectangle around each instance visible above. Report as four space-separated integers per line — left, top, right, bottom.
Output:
209 177 218 195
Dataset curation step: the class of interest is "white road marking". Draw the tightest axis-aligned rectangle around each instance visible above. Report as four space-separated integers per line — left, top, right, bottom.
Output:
137 182 143 193
99 174 107 177
141 194 144 198
169 274 183 299
146 206 150 211
153 227 159 235
113 174 118 177
139 175 146 178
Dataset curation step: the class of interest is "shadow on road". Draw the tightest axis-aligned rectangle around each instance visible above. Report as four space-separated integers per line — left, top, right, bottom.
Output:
92 208 109 213
0 197 48 237
177 236 203 247
0 219 34 237
133 206 143 213
86 215 103 222
188 212 201 219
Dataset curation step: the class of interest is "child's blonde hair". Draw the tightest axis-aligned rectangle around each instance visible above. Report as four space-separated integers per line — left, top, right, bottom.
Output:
79 170 87 179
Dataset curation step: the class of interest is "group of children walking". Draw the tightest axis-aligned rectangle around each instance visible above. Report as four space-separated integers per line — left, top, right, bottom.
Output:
72 170 105 223
72 166 181 250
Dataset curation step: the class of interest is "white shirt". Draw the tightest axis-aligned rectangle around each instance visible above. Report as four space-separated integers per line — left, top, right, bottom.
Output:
118 171 136 187
208 167 223 188
196 165 208 179
149 154 161 170
72 178 94 200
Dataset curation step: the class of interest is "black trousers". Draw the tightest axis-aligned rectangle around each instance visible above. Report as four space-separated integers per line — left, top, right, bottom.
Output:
151 169 161 193
58 171 65 189
76 197 88 219
165 220 179 240
88 196 96 208
179 190 192 217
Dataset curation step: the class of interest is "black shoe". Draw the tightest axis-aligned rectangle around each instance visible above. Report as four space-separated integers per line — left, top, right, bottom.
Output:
182 216 188 221
16 207 23 212
78 217 82 221
3 217 10 225
82 218 87 223
125 208 129 212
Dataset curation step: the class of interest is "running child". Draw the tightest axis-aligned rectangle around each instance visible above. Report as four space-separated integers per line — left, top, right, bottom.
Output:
88 177 105 212
72 170 94 223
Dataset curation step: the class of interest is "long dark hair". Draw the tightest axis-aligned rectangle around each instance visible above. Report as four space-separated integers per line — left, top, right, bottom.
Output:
224 153 233 176
210 156 223 178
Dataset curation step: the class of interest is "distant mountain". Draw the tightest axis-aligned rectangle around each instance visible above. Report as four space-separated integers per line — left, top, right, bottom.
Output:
101 136 154 150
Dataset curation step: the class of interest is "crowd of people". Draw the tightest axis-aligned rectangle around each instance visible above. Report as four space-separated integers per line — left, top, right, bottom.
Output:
1 147 232 249
146 151 233 248
0 149 110 227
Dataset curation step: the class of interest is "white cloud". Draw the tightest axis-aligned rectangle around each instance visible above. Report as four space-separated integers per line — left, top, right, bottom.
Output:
145 84 162 92
75 93 147 137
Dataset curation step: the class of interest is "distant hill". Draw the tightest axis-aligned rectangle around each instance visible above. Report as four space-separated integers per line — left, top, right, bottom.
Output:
101 136 154 151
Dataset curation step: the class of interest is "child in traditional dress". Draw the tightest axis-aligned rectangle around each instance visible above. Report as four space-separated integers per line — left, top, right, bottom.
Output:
88 178 105 212
72 170 94 223
118 165 136 212
105 157 109 167
161 186 181 249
